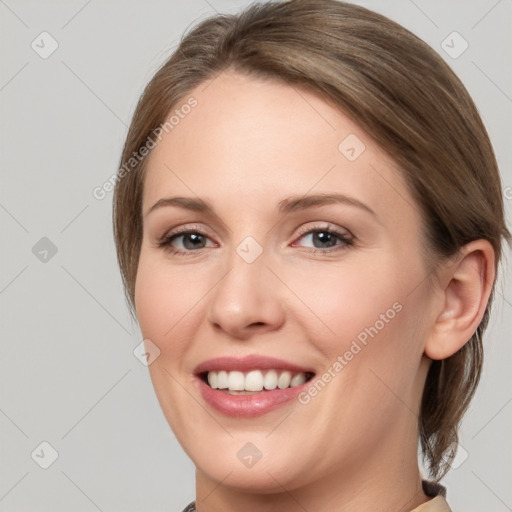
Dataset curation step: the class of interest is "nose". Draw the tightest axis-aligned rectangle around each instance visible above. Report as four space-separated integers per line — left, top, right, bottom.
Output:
206 244 286 339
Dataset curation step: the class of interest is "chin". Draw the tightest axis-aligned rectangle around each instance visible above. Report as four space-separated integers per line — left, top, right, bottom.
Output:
195 455 303 494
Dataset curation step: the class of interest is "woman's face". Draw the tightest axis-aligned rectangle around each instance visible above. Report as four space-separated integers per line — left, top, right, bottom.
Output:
135 70 436 493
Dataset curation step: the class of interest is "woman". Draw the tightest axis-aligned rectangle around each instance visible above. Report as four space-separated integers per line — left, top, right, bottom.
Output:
113 1 510 510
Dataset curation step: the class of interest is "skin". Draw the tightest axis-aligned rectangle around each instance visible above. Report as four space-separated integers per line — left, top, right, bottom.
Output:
134 70 495 511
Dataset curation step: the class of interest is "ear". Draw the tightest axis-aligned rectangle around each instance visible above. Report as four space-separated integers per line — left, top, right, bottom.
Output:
424 240 496 360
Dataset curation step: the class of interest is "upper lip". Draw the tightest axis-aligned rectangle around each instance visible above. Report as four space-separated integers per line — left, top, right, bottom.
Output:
194 355 315 375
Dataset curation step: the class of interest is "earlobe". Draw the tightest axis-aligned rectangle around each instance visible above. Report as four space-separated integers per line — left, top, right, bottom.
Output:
424 240 496 360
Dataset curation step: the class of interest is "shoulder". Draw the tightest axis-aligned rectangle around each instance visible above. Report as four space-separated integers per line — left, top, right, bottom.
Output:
422 479 447 498
180 502 196 512
411 496 451 512
409 480 451 512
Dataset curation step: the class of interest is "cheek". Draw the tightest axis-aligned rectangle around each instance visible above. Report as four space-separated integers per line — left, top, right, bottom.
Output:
135 258 169 342
286 255 428 395
134 252 208 439
282 256 409 347
134 252 203 361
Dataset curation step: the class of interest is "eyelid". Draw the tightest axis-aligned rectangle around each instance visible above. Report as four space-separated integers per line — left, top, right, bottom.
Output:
158 221 354 255
158 223 217 243
290 222 354 251
159 222 350 241
294 222 352 239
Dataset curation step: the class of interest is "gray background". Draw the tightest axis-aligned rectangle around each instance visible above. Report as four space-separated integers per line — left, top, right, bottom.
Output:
0 0 510 511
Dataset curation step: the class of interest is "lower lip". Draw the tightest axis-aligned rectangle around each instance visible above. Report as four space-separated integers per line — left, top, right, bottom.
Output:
195 376 312 418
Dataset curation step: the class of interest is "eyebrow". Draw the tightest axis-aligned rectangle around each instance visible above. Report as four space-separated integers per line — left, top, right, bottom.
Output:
144 193 375 218
277 193 375 216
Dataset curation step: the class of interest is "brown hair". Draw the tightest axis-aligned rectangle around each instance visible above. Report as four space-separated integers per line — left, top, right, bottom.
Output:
113 0 510 479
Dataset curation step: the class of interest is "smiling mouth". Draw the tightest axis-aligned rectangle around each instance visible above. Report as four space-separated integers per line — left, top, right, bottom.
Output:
199 369 315 394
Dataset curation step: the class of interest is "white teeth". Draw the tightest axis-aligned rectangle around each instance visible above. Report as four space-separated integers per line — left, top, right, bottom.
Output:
205 369 309 392
245 370 264 391
263 369 278 390
207 371 218 389
290 373 306 387
217 370 228 389
228 371 245 391
277 370 292 389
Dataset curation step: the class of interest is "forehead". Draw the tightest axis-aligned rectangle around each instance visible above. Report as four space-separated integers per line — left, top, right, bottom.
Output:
142 70 417 224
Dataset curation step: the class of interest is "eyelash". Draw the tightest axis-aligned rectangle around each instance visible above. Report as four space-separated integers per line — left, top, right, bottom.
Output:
157 223 354 256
